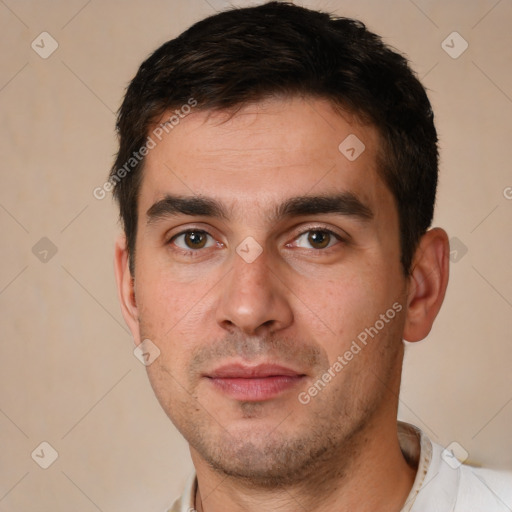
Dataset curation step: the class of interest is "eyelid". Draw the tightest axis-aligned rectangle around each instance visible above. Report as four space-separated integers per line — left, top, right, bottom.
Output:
287 228 343 250
287 223 349 244
166 227 224 256
170 230 216 249
166 223 220 242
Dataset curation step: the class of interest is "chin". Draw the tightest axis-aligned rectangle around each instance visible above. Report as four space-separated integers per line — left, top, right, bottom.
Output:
192 424 338 488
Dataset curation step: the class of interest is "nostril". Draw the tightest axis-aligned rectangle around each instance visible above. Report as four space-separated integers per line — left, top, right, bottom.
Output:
261 319 275 329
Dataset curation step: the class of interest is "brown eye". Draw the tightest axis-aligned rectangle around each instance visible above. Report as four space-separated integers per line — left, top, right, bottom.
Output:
291 229 341 250
307 230 331 249
184 231 207 249
171 230 215 251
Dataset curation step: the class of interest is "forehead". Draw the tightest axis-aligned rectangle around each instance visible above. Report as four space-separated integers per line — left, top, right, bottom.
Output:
138 96 392 222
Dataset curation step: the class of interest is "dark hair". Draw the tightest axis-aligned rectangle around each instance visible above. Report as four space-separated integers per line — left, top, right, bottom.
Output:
110 1 438 275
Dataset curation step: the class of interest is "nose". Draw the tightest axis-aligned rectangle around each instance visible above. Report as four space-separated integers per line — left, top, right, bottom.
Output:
215 248 294 336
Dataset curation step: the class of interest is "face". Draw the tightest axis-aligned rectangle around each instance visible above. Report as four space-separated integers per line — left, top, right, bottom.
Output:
124 97 411 486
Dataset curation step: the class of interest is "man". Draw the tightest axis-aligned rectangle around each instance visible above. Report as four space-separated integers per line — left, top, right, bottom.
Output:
109 2 511 511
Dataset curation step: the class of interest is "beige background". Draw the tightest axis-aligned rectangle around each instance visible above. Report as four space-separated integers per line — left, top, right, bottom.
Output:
1 0 511 510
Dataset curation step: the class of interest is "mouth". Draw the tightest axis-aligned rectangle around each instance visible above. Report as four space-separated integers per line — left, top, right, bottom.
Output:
205 363 307 401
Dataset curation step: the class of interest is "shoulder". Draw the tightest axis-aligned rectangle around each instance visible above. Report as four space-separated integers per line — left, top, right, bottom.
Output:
400 422 512 512
454 465 512 511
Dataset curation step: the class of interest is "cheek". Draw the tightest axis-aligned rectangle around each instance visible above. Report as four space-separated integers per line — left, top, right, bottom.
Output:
134 263 221 382
306 268 401 362
135 253 210 333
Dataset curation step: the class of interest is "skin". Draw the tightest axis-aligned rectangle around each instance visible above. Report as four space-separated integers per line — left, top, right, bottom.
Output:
115 96 450 512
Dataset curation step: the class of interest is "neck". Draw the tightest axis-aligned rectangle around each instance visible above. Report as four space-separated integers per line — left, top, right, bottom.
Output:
191 418 417 512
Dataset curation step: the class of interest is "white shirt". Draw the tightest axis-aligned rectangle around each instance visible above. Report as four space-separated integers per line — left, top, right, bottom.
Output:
167 422 512 511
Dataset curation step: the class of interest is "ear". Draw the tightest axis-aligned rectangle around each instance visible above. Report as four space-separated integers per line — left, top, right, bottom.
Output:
403 227 450 342
114 234 141 344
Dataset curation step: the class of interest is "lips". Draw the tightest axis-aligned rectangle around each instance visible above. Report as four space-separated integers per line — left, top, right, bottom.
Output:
205 363 306 401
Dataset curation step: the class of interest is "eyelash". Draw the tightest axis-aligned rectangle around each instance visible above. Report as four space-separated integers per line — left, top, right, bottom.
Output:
167 226 345 256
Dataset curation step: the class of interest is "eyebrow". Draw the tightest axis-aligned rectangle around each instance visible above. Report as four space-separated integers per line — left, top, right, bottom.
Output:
146 192 373 225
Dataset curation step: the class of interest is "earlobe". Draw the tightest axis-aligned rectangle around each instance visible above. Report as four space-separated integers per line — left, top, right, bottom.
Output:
403 228 450 343
114 234 140 344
